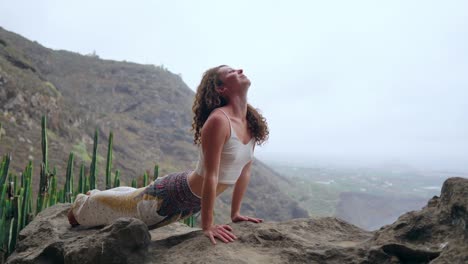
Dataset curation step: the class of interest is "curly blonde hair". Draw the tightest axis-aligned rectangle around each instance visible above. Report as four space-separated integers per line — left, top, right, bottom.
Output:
192 65 269 146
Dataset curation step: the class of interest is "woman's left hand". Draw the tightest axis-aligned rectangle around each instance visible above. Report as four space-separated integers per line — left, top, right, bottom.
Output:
231 214 263 223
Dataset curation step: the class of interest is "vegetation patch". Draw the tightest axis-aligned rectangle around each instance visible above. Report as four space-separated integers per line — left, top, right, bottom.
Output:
0 115 196 260
3 46 36 72
44 81 61 97
72 141 92 163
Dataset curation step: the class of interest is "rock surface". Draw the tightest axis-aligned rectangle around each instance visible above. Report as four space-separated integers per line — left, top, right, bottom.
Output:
6 177 468 264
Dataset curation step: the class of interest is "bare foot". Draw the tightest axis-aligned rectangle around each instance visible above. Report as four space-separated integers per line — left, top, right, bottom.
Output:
67 207 80 227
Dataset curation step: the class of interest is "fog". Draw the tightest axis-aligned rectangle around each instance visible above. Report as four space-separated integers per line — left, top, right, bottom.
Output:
1 0 467 172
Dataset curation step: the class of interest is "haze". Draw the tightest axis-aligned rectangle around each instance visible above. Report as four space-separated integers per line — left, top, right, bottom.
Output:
1 0 467 172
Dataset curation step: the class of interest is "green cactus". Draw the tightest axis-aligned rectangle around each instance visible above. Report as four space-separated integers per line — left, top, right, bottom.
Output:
58 189 64 204
78 163 85 194
49 175 57 207
2 199 11 255
52 195 57 207
19 163 33 229
13 174 18 196
36 163 47 214
143 172 148 187
70 166 74 202
0 182 7 219
17 190 23 235
0 160 3 187
153 165 159 181
21 177 30 230
0 208 6 258
113 169 120 188
41 116 48 174
7 174 13 200
0 154 11 187
106 131 113 190
8 197 18 254
36 115 49 215
183 215 195 228
89 128 99 190
84 176 90 194
20 171 25 192
0 121 175 259
65 153 74 203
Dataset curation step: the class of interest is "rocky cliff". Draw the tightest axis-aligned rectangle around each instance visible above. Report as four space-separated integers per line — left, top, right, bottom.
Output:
5 177 467 264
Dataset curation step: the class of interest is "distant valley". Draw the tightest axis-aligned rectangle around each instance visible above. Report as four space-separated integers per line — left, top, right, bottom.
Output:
264 161 465 230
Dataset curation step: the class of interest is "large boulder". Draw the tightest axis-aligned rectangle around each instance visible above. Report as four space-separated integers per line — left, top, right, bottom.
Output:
7 205 150 264
6 203 373 264
369 177 468 263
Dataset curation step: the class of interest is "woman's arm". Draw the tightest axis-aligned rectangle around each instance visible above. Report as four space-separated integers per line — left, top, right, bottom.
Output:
200 112 237 244
231 161 252 218
231 160 263 223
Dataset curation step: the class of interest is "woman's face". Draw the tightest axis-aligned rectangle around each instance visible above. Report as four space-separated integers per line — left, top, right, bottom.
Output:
217 66 251 91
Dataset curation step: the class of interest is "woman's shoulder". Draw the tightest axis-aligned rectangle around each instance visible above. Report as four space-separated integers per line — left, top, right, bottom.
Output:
202 109 230 138
206 108 230 124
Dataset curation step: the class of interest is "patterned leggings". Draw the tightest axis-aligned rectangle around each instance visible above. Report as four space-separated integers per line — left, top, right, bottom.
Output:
71 171 201 229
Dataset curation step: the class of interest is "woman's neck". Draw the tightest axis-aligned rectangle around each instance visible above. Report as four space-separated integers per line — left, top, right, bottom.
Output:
227 95 248 119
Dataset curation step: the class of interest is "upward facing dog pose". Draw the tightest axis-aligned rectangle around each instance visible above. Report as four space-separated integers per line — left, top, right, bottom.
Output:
68 65 269 244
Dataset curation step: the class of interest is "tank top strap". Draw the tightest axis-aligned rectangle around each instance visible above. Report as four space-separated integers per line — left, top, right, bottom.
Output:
216 108 233 137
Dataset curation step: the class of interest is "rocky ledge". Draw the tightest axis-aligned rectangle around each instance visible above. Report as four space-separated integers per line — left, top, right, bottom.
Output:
6 177 468 264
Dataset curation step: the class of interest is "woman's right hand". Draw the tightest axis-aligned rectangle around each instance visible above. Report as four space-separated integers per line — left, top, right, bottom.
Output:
203 224 237 245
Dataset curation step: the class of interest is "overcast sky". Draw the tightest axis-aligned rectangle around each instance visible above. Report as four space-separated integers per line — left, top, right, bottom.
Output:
1 0 467 172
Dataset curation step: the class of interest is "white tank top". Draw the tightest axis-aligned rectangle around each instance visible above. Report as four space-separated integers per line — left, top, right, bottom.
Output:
194 109 255 185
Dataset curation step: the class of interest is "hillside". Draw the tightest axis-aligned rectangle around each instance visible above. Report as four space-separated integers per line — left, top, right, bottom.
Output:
0 26 307 223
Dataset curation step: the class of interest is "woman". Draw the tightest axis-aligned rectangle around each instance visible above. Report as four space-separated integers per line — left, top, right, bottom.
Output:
68 65 269 245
